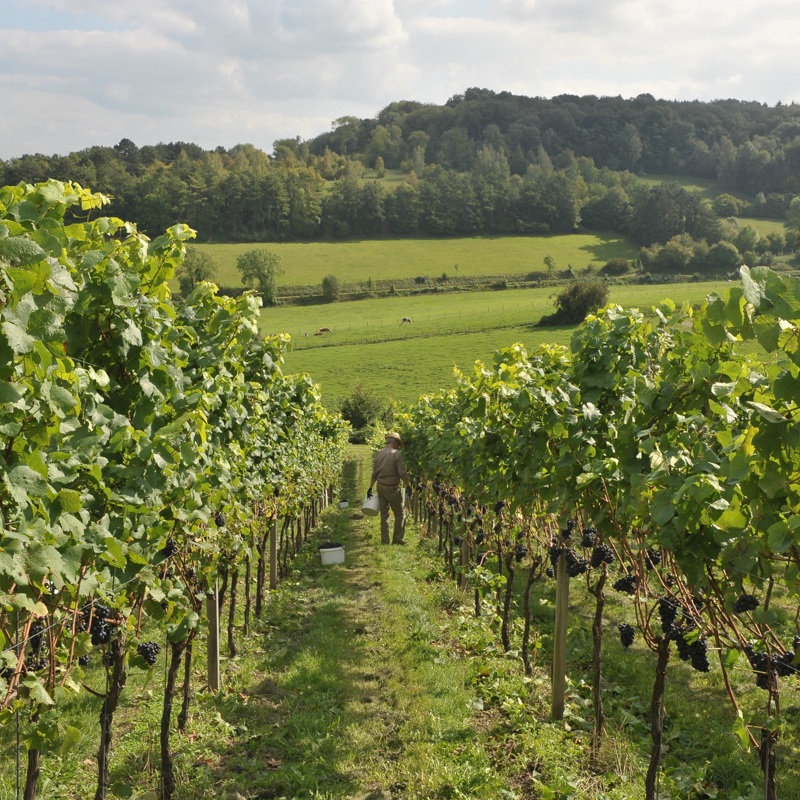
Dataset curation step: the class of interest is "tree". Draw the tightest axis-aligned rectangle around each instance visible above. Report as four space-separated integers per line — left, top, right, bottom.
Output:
339 381 393 443
539 278 609 326
785 195 800 236
236 248 283 304
321 274 340 302
176 246 218 295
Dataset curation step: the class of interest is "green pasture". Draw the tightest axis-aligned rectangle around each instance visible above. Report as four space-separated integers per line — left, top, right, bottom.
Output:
636 173 719 197
735 216 788 236
192 233 637 289
274 280 734 406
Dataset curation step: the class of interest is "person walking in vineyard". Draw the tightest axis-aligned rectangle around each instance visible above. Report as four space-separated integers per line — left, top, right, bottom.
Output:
367 432 412 545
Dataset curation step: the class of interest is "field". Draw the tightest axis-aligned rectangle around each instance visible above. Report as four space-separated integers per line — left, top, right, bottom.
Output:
191 233 638 289
272 280 735 406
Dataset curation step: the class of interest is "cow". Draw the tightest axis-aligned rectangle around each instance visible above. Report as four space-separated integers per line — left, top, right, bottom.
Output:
317 326 331 334
401 317 412 324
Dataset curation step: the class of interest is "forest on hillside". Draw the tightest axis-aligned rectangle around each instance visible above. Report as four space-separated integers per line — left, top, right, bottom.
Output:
3 89 800 275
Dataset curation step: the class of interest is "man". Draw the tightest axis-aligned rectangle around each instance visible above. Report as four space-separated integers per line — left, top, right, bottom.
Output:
367 432 412 545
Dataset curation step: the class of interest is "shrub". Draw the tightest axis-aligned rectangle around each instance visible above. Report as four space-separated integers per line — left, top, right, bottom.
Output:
321 274 340 302
538 278 610 327
599 258 631 277
339 382 393 443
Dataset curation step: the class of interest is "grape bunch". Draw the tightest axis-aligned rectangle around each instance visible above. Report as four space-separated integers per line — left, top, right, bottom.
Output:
474 530 485 546
732 593 759 614
78 654 91 667
618 623 635 648
657 597 682 634
644 548 661 570
775 650 797 678
672 628 691 662
744 645 774 690
160 537 179 558
213 510 226 528
548 543 563 570
581 527 598 548
561 519 576 540
453 535 462 546
493 500 505 513
687 638 710 672
514 543 528 563
613 574 638 595
545 567 555 578
28 619 46 656
137 642 161 667
25 656 48 672
565 549 588 577
84 603 116 646
590 543 615 568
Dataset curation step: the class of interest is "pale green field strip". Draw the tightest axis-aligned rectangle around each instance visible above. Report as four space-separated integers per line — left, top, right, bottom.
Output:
277 281 734 406
193 233 638 287
263 280 734 348
284 324 573 406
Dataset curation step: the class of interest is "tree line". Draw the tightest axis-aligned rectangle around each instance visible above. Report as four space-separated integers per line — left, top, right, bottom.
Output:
2 91 800 273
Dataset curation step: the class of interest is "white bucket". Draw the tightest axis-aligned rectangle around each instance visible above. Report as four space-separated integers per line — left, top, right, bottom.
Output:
338 501 349 509
319 546 345 565
362 494 380 516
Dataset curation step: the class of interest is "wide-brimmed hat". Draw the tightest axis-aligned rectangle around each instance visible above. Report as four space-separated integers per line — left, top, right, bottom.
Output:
385 431 402 444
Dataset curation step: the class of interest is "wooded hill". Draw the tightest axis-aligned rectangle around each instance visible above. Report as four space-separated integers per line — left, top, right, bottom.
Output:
3 89 800 274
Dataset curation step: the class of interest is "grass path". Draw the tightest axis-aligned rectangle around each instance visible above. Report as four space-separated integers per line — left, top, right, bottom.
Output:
241 447 510 799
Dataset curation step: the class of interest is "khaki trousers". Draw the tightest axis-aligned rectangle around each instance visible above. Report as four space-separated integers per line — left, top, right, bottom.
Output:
377 484 405 543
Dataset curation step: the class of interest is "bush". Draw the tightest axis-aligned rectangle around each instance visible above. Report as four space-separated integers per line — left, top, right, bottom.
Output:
338 382 393 443
599 258 631 277
538 278 610 327
321 274 340 302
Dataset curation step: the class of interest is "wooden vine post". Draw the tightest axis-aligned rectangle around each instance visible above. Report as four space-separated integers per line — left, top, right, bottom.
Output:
551 533 569 720
206 579 220 692
269 516 278 590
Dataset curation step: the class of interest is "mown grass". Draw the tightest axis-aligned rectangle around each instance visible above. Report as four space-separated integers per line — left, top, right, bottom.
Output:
274 280 735 406
191 233 638 289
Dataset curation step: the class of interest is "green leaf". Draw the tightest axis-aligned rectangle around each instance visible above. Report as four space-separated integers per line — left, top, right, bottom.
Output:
767 520 795 553
57 489 84 513
59 726 83 757
21 676 55 706
2 320 36 354
0 236 46 265
168 611 199 642
100 537 127 569
49 384 79 414
0 380 25 404
6 464 48 500
747 401 787 423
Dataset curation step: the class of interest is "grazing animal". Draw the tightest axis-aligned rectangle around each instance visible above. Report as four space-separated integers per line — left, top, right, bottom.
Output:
401 317 412 324
313 331 323 336
317 326 331 334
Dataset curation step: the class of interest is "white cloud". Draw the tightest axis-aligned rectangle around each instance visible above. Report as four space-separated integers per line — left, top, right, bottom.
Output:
1 0 800 159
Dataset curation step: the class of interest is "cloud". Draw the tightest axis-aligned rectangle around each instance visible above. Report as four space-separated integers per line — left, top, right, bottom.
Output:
1 0 799 160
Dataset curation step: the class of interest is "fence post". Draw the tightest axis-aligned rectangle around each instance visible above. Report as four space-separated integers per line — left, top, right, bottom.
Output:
206 579 220 692
269 516 278 590
551 538 569 720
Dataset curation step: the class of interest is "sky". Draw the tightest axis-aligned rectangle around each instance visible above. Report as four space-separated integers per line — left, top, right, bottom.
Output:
2 0 800 161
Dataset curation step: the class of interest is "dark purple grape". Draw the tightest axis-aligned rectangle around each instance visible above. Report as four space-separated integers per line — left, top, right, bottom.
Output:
618 623 635 648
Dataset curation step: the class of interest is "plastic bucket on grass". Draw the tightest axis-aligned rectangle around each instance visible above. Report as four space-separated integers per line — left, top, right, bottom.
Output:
362 494 380 516
319 542 345 565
